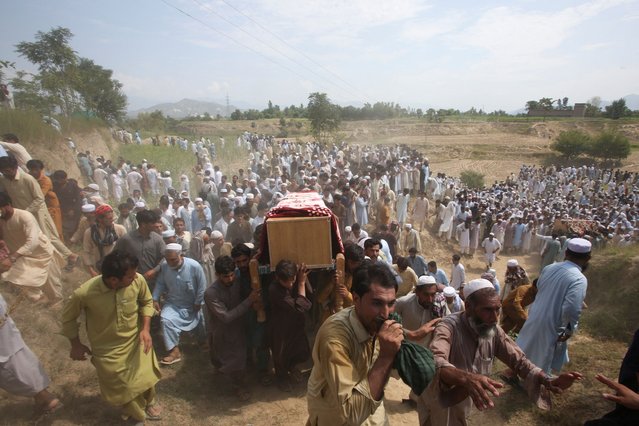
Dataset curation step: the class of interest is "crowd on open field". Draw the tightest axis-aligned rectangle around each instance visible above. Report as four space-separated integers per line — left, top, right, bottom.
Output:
1 129 638 425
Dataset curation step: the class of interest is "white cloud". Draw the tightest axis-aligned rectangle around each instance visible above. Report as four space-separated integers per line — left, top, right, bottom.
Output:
458 1 625 56
206 80 230 95
581 42 610 50
400 14 462 42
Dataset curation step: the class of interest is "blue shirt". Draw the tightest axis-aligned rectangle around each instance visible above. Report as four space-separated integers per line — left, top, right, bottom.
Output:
153 257 206 308
428 269 449 286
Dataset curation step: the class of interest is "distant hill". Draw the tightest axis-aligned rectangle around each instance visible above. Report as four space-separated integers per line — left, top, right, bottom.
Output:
128 98 240 119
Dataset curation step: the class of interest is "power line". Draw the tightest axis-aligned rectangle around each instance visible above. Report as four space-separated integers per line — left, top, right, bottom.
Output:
190 0 365 102
159 0 335 95
218 0 370 100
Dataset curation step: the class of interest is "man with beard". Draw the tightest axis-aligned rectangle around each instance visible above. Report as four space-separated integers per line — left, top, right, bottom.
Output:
417 279 583 426
152 244 207 365
516 238 591 374
82 204 126 277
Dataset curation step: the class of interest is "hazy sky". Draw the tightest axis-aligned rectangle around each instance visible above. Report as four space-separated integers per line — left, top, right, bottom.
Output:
3 0 638 112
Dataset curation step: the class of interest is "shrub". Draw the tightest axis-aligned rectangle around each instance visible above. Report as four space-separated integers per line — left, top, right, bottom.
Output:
588 131 630 162
551 130 591 158
460 170 485 189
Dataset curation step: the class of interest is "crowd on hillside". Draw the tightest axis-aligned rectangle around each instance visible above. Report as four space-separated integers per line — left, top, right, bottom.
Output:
1 129 638 426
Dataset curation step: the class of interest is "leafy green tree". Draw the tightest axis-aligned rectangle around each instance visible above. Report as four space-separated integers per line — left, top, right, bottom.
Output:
0 60 15 84
15 27 79 116
230 109 242 120
604 98 631 120
525 100 540 112
74 58 127 122
552 130 591 158
10 70 51 113
307 92 341 141
460 170 485 189
588 131 630 162
538 97 554 110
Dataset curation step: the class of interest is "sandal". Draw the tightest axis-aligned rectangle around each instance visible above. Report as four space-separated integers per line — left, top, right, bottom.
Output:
145 404 162 421
63 254 79 272
160 353 182 365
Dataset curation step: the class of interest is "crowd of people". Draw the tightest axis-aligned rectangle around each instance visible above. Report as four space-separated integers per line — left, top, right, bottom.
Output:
0 129 637 426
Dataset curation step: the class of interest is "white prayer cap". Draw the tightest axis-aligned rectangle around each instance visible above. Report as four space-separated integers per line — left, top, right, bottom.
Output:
194 197 203 203
81 204 96 213
142 158 147 162
249 179 257 183
162 229 176 238
344 226 352 233
463 279 495 298
236 188 244 194
165 243 182 252
244 242 254 249
246 193 254 199
211 230 223 239
87 183 100 191
404 223 412 229
443 286 457 297
507 259 519 267
220 188 228 193
131 166 138 171
165 171 171 176
489 232 495 237
416 275 436 286
135 201 146 209
567 238 592 254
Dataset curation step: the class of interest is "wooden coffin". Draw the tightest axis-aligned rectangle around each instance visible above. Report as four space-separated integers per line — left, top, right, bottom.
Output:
266 215 333 269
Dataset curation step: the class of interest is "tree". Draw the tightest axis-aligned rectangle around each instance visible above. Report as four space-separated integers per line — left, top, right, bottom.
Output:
588 131 630 162
74 58 127 122
525 100 539 112
230 109 242 120
15 27 79 116
0 60 15 84
14 27 127 121
551 130 591 158
460 170 485 189
307 92 341 141
538 97 554 110
604 98 631 120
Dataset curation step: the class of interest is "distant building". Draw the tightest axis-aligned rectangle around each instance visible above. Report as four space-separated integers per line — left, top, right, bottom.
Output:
527 103 586 118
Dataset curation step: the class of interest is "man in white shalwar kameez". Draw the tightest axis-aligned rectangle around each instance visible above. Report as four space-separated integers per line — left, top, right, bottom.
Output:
0 293 62 415
438 197 456 241
516 238 591 374
93 166 109 199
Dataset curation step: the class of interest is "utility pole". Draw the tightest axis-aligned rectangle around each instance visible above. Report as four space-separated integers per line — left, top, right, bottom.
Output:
226 93 230 118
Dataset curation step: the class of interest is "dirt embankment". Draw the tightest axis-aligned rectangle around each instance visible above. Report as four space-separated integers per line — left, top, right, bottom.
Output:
22 129 119 182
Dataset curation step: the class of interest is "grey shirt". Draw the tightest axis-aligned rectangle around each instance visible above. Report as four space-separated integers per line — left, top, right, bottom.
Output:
114 229 166 286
